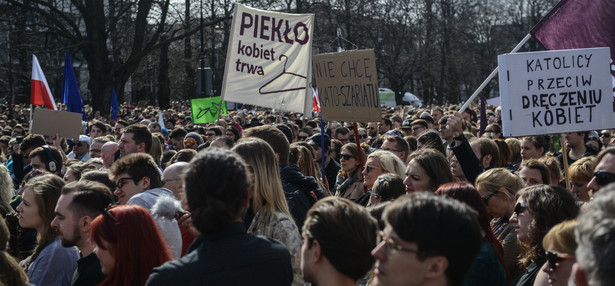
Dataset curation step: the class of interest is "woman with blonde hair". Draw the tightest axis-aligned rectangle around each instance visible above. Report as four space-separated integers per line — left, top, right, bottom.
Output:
475 167 525 282
534 220 578 286
334 143 367 201
232 138 303 286
568 157 594 202
361 150 406 190
290 143 328 194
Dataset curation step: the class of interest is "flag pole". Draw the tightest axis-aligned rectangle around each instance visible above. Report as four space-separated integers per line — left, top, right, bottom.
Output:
458 33 532 113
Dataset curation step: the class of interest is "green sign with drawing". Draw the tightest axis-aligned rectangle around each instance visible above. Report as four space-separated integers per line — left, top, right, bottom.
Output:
190 97 228 124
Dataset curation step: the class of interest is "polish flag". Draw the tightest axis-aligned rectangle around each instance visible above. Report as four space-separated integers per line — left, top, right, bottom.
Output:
312 87 321 112
31 55 57 110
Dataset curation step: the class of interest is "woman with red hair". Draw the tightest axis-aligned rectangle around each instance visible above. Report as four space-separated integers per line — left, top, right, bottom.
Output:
91 205 171 286
436 182 507 286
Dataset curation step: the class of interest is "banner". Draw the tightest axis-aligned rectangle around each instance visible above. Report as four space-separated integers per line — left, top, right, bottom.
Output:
498 47 614 137
312 49 380 122
221 4 313 114
190 97 228 124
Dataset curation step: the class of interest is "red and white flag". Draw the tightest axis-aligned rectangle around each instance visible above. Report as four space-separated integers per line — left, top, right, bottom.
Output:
312 87 321 112
31 55 57 110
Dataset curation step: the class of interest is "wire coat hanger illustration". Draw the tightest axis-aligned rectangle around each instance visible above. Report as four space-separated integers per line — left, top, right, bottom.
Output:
259 54 307 95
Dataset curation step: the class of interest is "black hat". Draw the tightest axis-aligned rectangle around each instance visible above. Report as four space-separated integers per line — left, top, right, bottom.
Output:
307 134 331 147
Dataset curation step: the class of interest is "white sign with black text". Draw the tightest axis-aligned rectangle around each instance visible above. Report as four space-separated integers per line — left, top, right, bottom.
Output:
498 47 614 137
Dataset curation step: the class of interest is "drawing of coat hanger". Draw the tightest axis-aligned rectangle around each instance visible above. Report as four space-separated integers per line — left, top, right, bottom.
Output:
259 54 307 95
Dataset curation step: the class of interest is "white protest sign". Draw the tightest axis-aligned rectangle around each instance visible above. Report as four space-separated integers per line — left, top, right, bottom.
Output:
498 47 614 137
221 4 313 114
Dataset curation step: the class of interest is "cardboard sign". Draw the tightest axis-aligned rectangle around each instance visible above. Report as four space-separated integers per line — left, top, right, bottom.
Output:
498 47 614 137
190 97 228 124
31 108 82 140
220 4 314 114
313 49 380 122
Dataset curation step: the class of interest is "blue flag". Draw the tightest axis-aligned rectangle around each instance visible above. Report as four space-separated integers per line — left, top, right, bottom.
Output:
111 86 119 121
62 51 86 121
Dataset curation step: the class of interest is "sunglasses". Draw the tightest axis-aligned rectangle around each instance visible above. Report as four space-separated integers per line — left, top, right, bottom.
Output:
340 154 356 160
593 171 615 186
184 139 197 145
513 202 527 215
359 134 367 139
482 191 498 205
365 165 382 173
600 133 611 138
297 136 308 140
545 251 575 272
75 142 85 147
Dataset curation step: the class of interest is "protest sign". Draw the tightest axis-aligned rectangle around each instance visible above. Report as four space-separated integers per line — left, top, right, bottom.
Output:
221 4 313 114
498 47 614 137
190 97 228 124
31 108 82 140
312 49 380 122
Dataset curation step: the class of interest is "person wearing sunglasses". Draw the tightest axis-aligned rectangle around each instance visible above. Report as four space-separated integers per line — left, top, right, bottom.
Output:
91 205 172 286
538 220 578 286
475 168 525 283
183 132 204 150
598 129 612 147
67 135 92 163
362 150 406 191
333 143 367 201
586 147 615 194
509 185 578 286
371 192 482 286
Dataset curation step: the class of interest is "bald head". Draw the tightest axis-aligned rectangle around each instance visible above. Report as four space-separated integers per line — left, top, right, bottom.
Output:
101 142 119 169
162 162 189 200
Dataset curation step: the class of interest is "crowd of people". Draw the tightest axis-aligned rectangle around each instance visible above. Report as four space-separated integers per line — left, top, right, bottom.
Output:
0 100 615 286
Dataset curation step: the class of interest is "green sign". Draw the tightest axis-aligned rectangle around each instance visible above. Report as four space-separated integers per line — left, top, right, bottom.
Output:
190 97 228 124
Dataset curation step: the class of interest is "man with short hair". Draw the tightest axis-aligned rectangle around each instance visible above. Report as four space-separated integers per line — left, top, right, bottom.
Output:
51 181 114 286
13 134 47 184
438 116 453 156
572 188 615 286
110 153 182 258
162 162 188 201
146 149 293 285
586 147 615 193
168 127 188 150
89 137 109 158
410 119 428 137
334 127 351 145
118 124 152 157
67 135 92 162
301 197 378 286
470 138 499 170
28 145 64 175
308 134 340 192
558 131 598 169
113 120 128 139
431 107 444 125
100 142 118 169
371 192 482 286
366 122 380 146
148 122 162 134
381 136 409 163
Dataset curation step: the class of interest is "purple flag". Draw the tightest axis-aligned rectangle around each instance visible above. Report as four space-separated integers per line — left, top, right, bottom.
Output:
530 0 615 79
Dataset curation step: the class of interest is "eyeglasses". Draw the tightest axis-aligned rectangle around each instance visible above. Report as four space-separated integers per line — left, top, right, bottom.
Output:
359 134 367 139
103 203 118 221
116 177 134 189
365 165 382 173
482 191 498 205
545 251 575 272
593 171 615 186
297 136 308 140
382 148 402 152
377 231 420 254
600 133 611 138
184 139 197 145
513 202 527 215
90 149 101 153
340 154 356 160
412 126 425 132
